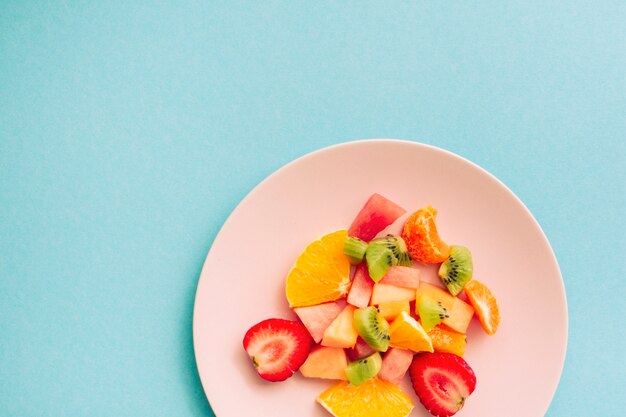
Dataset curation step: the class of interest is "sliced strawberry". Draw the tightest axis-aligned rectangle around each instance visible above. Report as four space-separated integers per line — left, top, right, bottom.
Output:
409 352 476 417
242 318 313 382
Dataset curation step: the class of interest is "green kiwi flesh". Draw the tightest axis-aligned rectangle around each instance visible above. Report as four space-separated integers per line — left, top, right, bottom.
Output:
353 306 391 352
417 295 449 332
438 245 473 296
344 352 382 386
365 244 397 282
343 236 368 265
370 235 413 267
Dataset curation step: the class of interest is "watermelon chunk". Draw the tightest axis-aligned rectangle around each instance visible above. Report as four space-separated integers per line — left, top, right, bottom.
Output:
346 263 374 308
378 348 414 385
348 193 406 242
346 337 378 361
378 266 421 289
293 301 343 343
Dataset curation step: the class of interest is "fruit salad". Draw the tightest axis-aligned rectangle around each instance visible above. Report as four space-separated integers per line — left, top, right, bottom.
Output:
242 193 501 417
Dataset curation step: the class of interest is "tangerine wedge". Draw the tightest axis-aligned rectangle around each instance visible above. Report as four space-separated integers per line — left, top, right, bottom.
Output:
401 206 450 263
464 280 500 335
317 377 414 417
428 326 467 357
285 230 351 307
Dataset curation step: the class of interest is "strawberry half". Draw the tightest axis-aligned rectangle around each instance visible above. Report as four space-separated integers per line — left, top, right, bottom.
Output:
242 318 313 382
409 352 477 417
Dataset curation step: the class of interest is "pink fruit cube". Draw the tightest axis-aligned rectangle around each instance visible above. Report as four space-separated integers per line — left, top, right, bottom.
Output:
347 263 374 308
379 266 421 289
378 348 414 385
293 301 343 343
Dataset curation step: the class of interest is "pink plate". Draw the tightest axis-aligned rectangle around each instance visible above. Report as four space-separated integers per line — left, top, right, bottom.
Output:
193 140 567 417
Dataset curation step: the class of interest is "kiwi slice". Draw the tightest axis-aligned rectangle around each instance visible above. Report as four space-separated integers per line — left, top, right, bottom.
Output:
365 244 397 282
417 295 449 332
344 352 382 386
353 306 391 352
370 235 413 267
343 236 368 265
438 245 473 296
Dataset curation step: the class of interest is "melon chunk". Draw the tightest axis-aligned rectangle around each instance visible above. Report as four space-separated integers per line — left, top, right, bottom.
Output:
347 263 374 308
321 304 358 348
348 193 406 242
378 348 414 385
379 266 420 289
300 346 348 380
416 282 474 333
294 301 343 343
370 283 416 305
377 300 410 321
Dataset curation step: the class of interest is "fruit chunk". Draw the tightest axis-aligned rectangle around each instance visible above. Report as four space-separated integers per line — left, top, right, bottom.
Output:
242 318 313 382
369 235 413 266
347 263 374 308
345 352 382 386
300 346 348 380
344 236 368 265
464 280 500 335
286 230 352 307
293 301 343 343
438 245 473 296
378 348 414 385
365 243 397 282
370 283 416 305
379 265 421 289
402 206 450 263
376 300 410 321
353 306 391 352
347 337 378 361
322 304 359 348
389 311 433 353
428 327 466 357
409 352 476 417
317 377 414 417
416 283 474 334
348 193 407 242
416 295 449 332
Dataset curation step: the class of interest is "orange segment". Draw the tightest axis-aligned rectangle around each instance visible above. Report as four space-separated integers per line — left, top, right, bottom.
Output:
317 377 414 417
389 311 433 353
401 206 450 263
286 230 351 307
428 326 467 357
464 280 500 335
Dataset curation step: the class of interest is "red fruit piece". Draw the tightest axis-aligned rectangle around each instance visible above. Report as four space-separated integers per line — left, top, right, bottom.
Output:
379 265 421 289
348 193 406 242
409 352 476 417
347 263 374 308
378 347 414 385
346 336 378 361
242 318 313 382
293 301 344 343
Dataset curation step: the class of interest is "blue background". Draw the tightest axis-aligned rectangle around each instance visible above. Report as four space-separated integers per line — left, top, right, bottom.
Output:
1 1 624 416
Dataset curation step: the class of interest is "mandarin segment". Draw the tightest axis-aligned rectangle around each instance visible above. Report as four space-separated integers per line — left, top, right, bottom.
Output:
286 230 352 307
428 326 467 357
464 280 500 335
401 206 450 263
317 377 414 417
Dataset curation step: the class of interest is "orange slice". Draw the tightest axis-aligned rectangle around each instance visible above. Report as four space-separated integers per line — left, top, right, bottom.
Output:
285 230 351 307
428 326 467 357
401 206 450 263
464 280 500 335
389 311 434 353
317 377 414 417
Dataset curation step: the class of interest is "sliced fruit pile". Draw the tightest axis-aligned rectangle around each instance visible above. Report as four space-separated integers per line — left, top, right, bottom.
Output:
242 193 501 417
